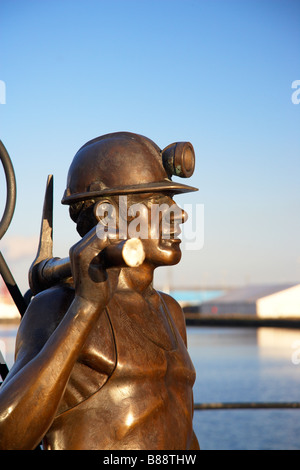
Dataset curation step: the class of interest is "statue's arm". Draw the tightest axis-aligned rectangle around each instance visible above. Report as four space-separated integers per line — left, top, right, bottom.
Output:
161 292 200 450
0 227 114 450
160 292 188 345
0 293 104 450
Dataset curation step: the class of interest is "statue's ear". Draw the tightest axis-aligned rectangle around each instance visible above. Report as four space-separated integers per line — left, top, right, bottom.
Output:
93 200 116 226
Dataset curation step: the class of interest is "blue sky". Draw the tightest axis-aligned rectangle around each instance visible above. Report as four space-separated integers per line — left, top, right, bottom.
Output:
0 0 299 293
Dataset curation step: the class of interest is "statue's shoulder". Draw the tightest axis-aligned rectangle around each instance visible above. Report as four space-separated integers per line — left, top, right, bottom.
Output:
15 284 74 358
158 291 187 345
25 283 75 322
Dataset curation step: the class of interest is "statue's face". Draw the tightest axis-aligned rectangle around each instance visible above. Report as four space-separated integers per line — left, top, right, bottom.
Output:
130 193 187 267
95 192 187 267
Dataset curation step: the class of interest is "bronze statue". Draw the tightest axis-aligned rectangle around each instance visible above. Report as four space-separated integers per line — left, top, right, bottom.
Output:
0 132 200 450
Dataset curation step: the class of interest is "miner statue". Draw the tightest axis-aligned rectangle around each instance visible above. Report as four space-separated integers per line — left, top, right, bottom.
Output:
0 132 199 450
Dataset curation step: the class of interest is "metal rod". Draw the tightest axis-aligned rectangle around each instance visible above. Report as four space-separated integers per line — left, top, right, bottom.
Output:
0 140 27 315
0 140 27 383
194 402 300 410
0 251 27 316
0 349 9 382
0 140 16 241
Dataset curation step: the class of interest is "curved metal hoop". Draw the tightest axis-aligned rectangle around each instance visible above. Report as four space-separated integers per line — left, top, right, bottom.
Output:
0 141 16 240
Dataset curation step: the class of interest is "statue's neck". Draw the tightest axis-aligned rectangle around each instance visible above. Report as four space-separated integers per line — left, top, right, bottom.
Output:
117 262 155 294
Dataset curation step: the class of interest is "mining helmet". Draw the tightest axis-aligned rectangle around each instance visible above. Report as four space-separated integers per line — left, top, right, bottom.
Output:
61 131 198 205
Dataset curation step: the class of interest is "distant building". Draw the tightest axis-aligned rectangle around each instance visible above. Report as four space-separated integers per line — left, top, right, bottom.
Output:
201 283 300 318
171 289 224 308
0 282 19 321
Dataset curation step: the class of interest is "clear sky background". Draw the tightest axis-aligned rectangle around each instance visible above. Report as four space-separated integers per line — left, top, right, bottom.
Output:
0 0 299 294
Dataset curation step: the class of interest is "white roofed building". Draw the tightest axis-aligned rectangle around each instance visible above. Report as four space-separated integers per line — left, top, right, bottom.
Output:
201 283 300 318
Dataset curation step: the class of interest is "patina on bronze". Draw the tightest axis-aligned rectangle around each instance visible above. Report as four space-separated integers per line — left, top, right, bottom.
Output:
0 132 200 450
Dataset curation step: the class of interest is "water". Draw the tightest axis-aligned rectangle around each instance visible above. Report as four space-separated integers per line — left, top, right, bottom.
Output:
188 326 300 450
1 324 300 450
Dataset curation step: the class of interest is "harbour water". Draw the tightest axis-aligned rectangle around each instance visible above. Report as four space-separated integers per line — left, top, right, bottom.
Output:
189 326 300 450
1 323 300 450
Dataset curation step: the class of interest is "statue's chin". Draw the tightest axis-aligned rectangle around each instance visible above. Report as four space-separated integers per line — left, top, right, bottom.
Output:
142 238 182 267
